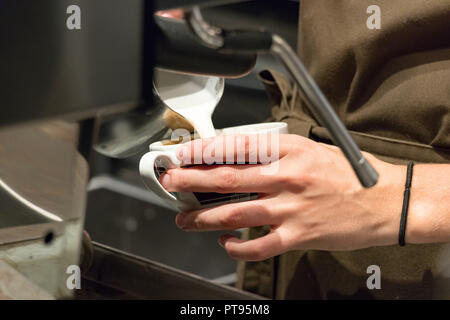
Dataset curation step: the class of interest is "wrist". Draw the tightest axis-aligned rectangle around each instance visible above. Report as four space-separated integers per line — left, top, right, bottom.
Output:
363 160 443 246
405 164 447 244
355 156 406 247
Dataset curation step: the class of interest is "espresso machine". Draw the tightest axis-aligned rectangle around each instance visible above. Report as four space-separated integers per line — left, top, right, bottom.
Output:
0 0 377 299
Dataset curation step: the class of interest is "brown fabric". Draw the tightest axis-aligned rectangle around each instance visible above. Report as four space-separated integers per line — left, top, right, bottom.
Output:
298 0 450 150
238 0 450 300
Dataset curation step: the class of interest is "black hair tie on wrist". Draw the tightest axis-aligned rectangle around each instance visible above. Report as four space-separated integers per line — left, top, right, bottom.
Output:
399 161 415 247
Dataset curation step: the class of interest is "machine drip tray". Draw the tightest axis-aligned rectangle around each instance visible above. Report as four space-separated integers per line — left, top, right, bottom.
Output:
84 175 241 282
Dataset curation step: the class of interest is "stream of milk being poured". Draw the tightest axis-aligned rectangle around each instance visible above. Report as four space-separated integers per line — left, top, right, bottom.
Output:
158 74 223 139
164 101 217 139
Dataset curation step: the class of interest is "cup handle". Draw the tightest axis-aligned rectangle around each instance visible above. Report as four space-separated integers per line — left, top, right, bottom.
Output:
139 151 181 209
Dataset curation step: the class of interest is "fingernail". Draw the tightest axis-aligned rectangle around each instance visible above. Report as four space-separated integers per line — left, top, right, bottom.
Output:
177 146 186 160
218 236 225 248
160 173 170 189
176 213 186 229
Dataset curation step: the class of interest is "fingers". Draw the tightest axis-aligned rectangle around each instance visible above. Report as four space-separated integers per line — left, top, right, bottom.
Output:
218 232 285 261
160 164 282 193
176 134 301 165
175 198 278 231
156 9 184 19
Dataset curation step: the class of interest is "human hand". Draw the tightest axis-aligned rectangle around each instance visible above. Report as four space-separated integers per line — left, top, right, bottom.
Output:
159 134 415 261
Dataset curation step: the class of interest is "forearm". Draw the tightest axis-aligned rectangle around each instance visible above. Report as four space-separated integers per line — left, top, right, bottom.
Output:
169 135 450 257
407 164 450 244
363 159 450 246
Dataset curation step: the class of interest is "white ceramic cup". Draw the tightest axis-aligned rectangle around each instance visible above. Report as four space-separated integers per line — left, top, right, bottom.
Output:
139 122 288 211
